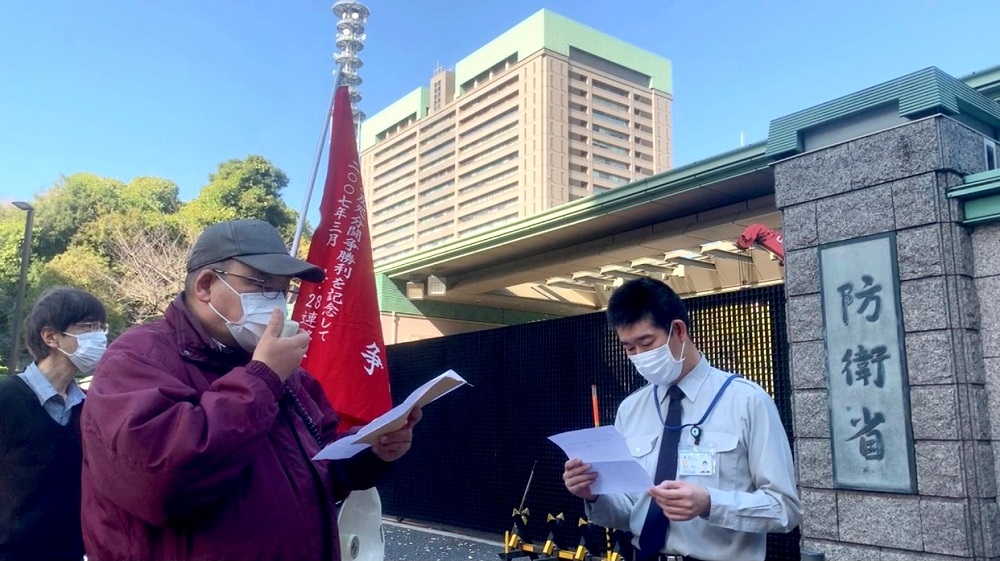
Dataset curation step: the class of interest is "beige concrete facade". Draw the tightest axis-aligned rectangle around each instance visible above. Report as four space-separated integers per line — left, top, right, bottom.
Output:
361 45 672 266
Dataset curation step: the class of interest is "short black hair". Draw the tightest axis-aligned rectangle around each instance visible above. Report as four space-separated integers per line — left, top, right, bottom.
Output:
24 287 107 361
606 277 690 333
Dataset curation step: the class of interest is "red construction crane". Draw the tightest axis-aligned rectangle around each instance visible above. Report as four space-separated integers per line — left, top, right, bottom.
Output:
736 224 784 262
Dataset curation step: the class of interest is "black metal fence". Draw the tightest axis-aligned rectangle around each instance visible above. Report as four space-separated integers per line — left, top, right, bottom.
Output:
378 284 797 560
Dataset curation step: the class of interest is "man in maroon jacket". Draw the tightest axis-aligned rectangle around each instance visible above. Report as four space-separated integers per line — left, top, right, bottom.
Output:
80 220 420 561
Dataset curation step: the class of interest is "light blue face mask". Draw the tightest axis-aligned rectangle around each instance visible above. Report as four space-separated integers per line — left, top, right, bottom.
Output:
60 330 108 373
209 274 286 352
627 325 685 387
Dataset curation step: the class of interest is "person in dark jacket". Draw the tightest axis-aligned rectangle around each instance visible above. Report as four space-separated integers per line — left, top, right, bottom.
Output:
80 219 420 561
0 286 108 561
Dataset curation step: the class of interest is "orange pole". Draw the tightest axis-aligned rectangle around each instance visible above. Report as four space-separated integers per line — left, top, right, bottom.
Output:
591 384 600 427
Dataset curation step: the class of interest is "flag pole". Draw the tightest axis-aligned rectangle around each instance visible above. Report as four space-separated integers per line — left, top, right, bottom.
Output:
290 63 343 258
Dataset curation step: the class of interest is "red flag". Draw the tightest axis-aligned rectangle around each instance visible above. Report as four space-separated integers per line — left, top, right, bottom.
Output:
292 85 392 432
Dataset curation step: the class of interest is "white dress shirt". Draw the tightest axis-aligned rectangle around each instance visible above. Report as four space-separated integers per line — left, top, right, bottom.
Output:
587 356 801 561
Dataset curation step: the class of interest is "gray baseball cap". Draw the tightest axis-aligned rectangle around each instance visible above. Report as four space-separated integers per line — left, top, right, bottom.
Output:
186 220 325 283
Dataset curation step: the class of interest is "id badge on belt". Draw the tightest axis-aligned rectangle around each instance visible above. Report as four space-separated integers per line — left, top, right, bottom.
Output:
677 443 716 476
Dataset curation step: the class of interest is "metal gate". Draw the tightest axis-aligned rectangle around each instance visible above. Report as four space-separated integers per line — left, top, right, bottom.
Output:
377 284 797 560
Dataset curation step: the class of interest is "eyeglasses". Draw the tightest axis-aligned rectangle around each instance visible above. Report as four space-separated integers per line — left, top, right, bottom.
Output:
69 321 108 333
212 269 289 300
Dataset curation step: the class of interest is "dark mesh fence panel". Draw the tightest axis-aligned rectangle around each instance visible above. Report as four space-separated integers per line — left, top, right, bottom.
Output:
378 285 797 560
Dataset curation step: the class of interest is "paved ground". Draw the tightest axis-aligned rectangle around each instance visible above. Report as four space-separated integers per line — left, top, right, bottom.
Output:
382 521 507 561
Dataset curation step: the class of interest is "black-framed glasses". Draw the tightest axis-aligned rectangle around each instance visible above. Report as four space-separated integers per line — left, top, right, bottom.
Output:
212 269 289 300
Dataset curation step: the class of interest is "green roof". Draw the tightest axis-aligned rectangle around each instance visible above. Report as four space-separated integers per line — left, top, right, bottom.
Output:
963 62 1000 102
454 9 671 95
767 67 1000 157
359 87 428 152
947 168 1000 225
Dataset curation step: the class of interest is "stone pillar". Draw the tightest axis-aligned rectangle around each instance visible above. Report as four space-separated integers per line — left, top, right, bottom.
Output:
775 115 999 560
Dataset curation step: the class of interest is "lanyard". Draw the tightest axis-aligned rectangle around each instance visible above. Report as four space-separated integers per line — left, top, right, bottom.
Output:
653 374 739 445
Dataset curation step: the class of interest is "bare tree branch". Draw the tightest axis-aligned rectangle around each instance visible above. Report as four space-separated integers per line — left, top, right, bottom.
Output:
103 221 192 323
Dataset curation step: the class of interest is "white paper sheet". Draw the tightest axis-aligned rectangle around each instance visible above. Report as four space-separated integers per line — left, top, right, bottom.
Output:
313 369 469 461
548 425 653 494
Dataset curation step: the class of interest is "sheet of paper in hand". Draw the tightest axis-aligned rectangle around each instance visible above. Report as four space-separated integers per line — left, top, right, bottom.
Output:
548 425 654 494
313 369 469 461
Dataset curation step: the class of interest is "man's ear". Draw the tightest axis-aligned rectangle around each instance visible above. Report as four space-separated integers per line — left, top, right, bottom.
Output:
40 326 60 349
672 319 690 342
192 269 217 303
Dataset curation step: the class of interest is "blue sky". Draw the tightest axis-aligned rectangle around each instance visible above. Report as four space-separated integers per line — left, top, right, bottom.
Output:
1 0 998 223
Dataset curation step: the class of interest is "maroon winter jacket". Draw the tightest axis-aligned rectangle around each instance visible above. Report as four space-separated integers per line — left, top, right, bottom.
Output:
80 295 389 561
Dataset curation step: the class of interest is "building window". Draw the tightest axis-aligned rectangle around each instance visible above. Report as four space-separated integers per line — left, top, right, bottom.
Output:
458 77 518 113
372 234 415 254
458 168 518 195
593 139 629 156
459 123 518 153
593 110 629 128
417 234 455 251
459 106 519 140
593 95 628 112
592 79 629 97
458 213 518 236
593 124 629 141
594 155 629 170
459 152 518 181
459 136 519 167
373 247 415 266
420 123 456 146
459 183 517 208
594 170 630 185
419 139 455 160
418 193 452 210
419 166 454 185
372 173 415 196
372 157 416 182
420 179 454 199
419 153 455 172
633 108 653 119
372 208 414 230
458 199 517 223
372 223 414 243
372 196 415 218
418 207 453 224
372 183 415 207
634 94 652 106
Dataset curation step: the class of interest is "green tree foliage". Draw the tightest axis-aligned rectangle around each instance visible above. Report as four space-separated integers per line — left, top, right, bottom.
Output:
35 246 129 334
122 177 182 215
179 155 297 238
32 173 126 261
0 155 303 368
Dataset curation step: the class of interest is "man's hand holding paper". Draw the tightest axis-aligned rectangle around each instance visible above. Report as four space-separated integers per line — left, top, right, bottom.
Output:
549 426 653 495
313 370 467 461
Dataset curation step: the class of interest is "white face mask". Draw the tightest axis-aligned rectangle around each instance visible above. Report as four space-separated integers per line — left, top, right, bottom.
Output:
209 274 285 352
60 330 108 373
627 325 685 387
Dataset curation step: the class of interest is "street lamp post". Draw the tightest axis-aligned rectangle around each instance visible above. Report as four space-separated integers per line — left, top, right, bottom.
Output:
9 201 34 374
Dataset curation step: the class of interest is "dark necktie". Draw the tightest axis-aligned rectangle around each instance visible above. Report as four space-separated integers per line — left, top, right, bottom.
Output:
637 384 684 560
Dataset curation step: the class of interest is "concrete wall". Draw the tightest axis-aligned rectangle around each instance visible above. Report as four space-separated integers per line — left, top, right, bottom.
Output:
775 115 999 560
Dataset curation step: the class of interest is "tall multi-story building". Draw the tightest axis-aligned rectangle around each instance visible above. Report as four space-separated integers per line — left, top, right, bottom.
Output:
359 9 672 265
